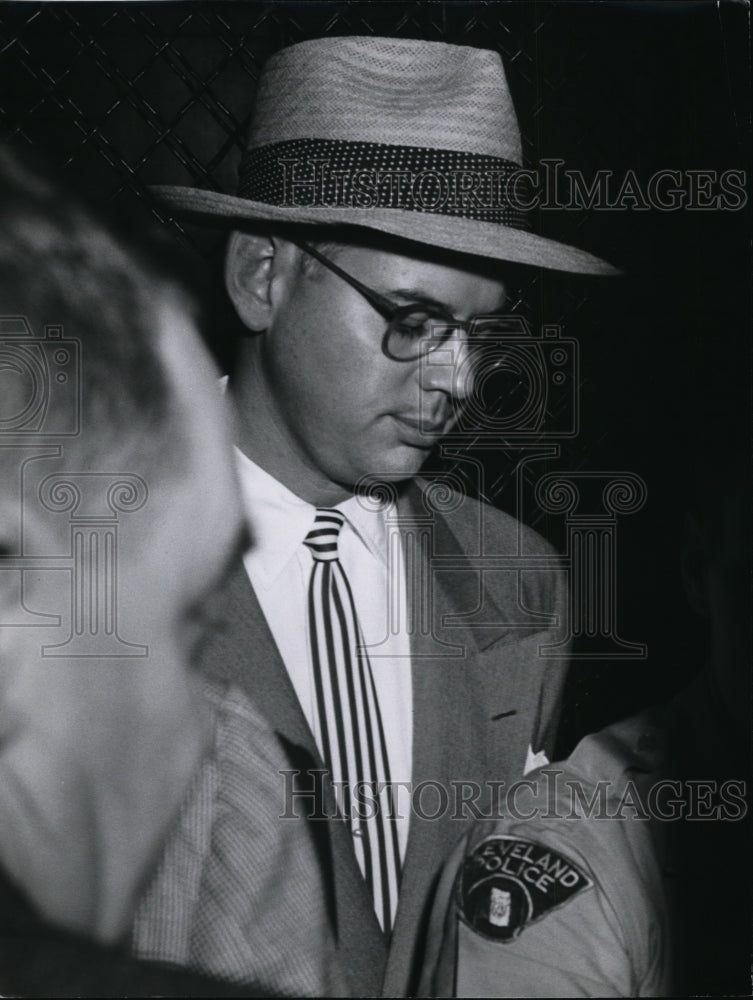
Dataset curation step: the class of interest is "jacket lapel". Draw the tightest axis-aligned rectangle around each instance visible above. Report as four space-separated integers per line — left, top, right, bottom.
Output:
199 562 313 751
198 561 388 993
384 483 525 996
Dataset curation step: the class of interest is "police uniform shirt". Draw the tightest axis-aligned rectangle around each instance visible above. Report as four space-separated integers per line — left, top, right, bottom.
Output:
418 712 673 998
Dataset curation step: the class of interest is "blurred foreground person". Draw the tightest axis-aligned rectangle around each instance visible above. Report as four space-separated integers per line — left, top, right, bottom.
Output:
419 426 750 996
0 147 340 996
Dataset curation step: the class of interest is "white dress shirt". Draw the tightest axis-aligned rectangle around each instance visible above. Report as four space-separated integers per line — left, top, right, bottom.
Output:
235 449 413 863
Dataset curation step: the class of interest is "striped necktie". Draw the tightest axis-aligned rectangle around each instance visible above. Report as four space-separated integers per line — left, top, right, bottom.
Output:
303 507 401 932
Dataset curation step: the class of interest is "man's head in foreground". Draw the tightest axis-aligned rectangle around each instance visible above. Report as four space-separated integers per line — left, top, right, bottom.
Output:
0 146 243 940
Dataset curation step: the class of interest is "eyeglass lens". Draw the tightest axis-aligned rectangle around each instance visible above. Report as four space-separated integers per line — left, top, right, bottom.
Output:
385 310 511 364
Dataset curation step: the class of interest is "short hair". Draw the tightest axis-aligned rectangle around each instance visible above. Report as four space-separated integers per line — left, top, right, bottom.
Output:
0 146 191 490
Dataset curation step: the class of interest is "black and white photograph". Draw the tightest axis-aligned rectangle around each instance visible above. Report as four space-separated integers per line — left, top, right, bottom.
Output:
0 2 750 996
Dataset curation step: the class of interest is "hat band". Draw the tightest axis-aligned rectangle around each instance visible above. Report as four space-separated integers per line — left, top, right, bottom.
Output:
238 138 530 228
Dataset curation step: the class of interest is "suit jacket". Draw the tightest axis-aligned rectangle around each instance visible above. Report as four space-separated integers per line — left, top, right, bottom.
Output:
196 480 569 997
0 867 252 998
130 678 344 996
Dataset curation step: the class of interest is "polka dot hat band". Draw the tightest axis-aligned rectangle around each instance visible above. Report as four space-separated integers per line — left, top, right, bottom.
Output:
151 36 619 275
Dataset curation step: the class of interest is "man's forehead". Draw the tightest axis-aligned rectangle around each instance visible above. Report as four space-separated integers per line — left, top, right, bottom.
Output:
300 229 509 274
340 242 510 313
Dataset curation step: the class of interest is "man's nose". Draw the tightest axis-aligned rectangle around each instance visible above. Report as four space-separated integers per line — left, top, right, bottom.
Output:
419 329 476 400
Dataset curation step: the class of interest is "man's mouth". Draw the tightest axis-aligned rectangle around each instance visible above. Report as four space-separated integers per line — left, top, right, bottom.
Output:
391 412 453 444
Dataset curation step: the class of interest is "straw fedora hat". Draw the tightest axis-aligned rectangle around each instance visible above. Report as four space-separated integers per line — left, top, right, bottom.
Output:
152 36 618 275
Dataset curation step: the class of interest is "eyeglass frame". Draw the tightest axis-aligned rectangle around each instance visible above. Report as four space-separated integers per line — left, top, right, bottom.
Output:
292 239 502 363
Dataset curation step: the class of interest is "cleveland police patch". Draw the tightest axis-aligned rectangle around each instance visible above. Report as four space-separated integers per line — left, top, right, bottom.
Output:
456 835 593 941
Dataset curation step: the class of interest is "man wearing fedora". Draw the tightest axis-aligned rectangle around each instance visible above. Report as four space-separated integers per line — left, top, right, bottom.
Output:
134 36 617 996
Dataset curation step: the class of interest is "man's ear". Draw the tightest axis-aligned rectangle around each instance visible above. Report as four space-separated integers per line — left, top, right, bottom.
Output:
224 231 277 332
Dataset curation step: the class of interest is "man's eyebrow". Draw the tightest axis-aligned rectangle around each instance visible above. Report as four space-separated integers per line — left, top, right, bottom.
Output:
389 287 456 313
390 287 509 317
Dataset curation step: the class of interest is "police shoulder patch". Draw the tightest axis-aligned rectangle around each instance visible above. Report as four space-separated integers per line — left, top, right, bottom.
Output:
456 835 593 942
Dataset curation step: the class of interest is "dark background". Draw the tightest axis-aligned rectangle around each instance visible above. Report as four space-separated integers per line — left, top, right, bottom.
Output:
1 0 749 756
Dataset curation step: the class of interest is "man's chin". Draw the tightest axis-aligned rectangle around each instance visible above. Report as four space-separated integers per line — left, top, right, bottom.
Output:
381 442 434 477
339 446 429 493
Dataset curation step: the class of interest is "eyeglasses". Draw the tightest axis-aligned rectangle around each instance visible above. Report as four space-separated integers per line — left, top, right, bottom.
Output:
293 240 499 363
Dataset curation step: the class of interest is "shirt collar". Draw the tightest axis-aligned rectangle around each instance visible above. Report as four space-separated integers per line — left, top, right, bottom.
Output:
340 492 391 564
235 448 314 589
234 448 392 587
